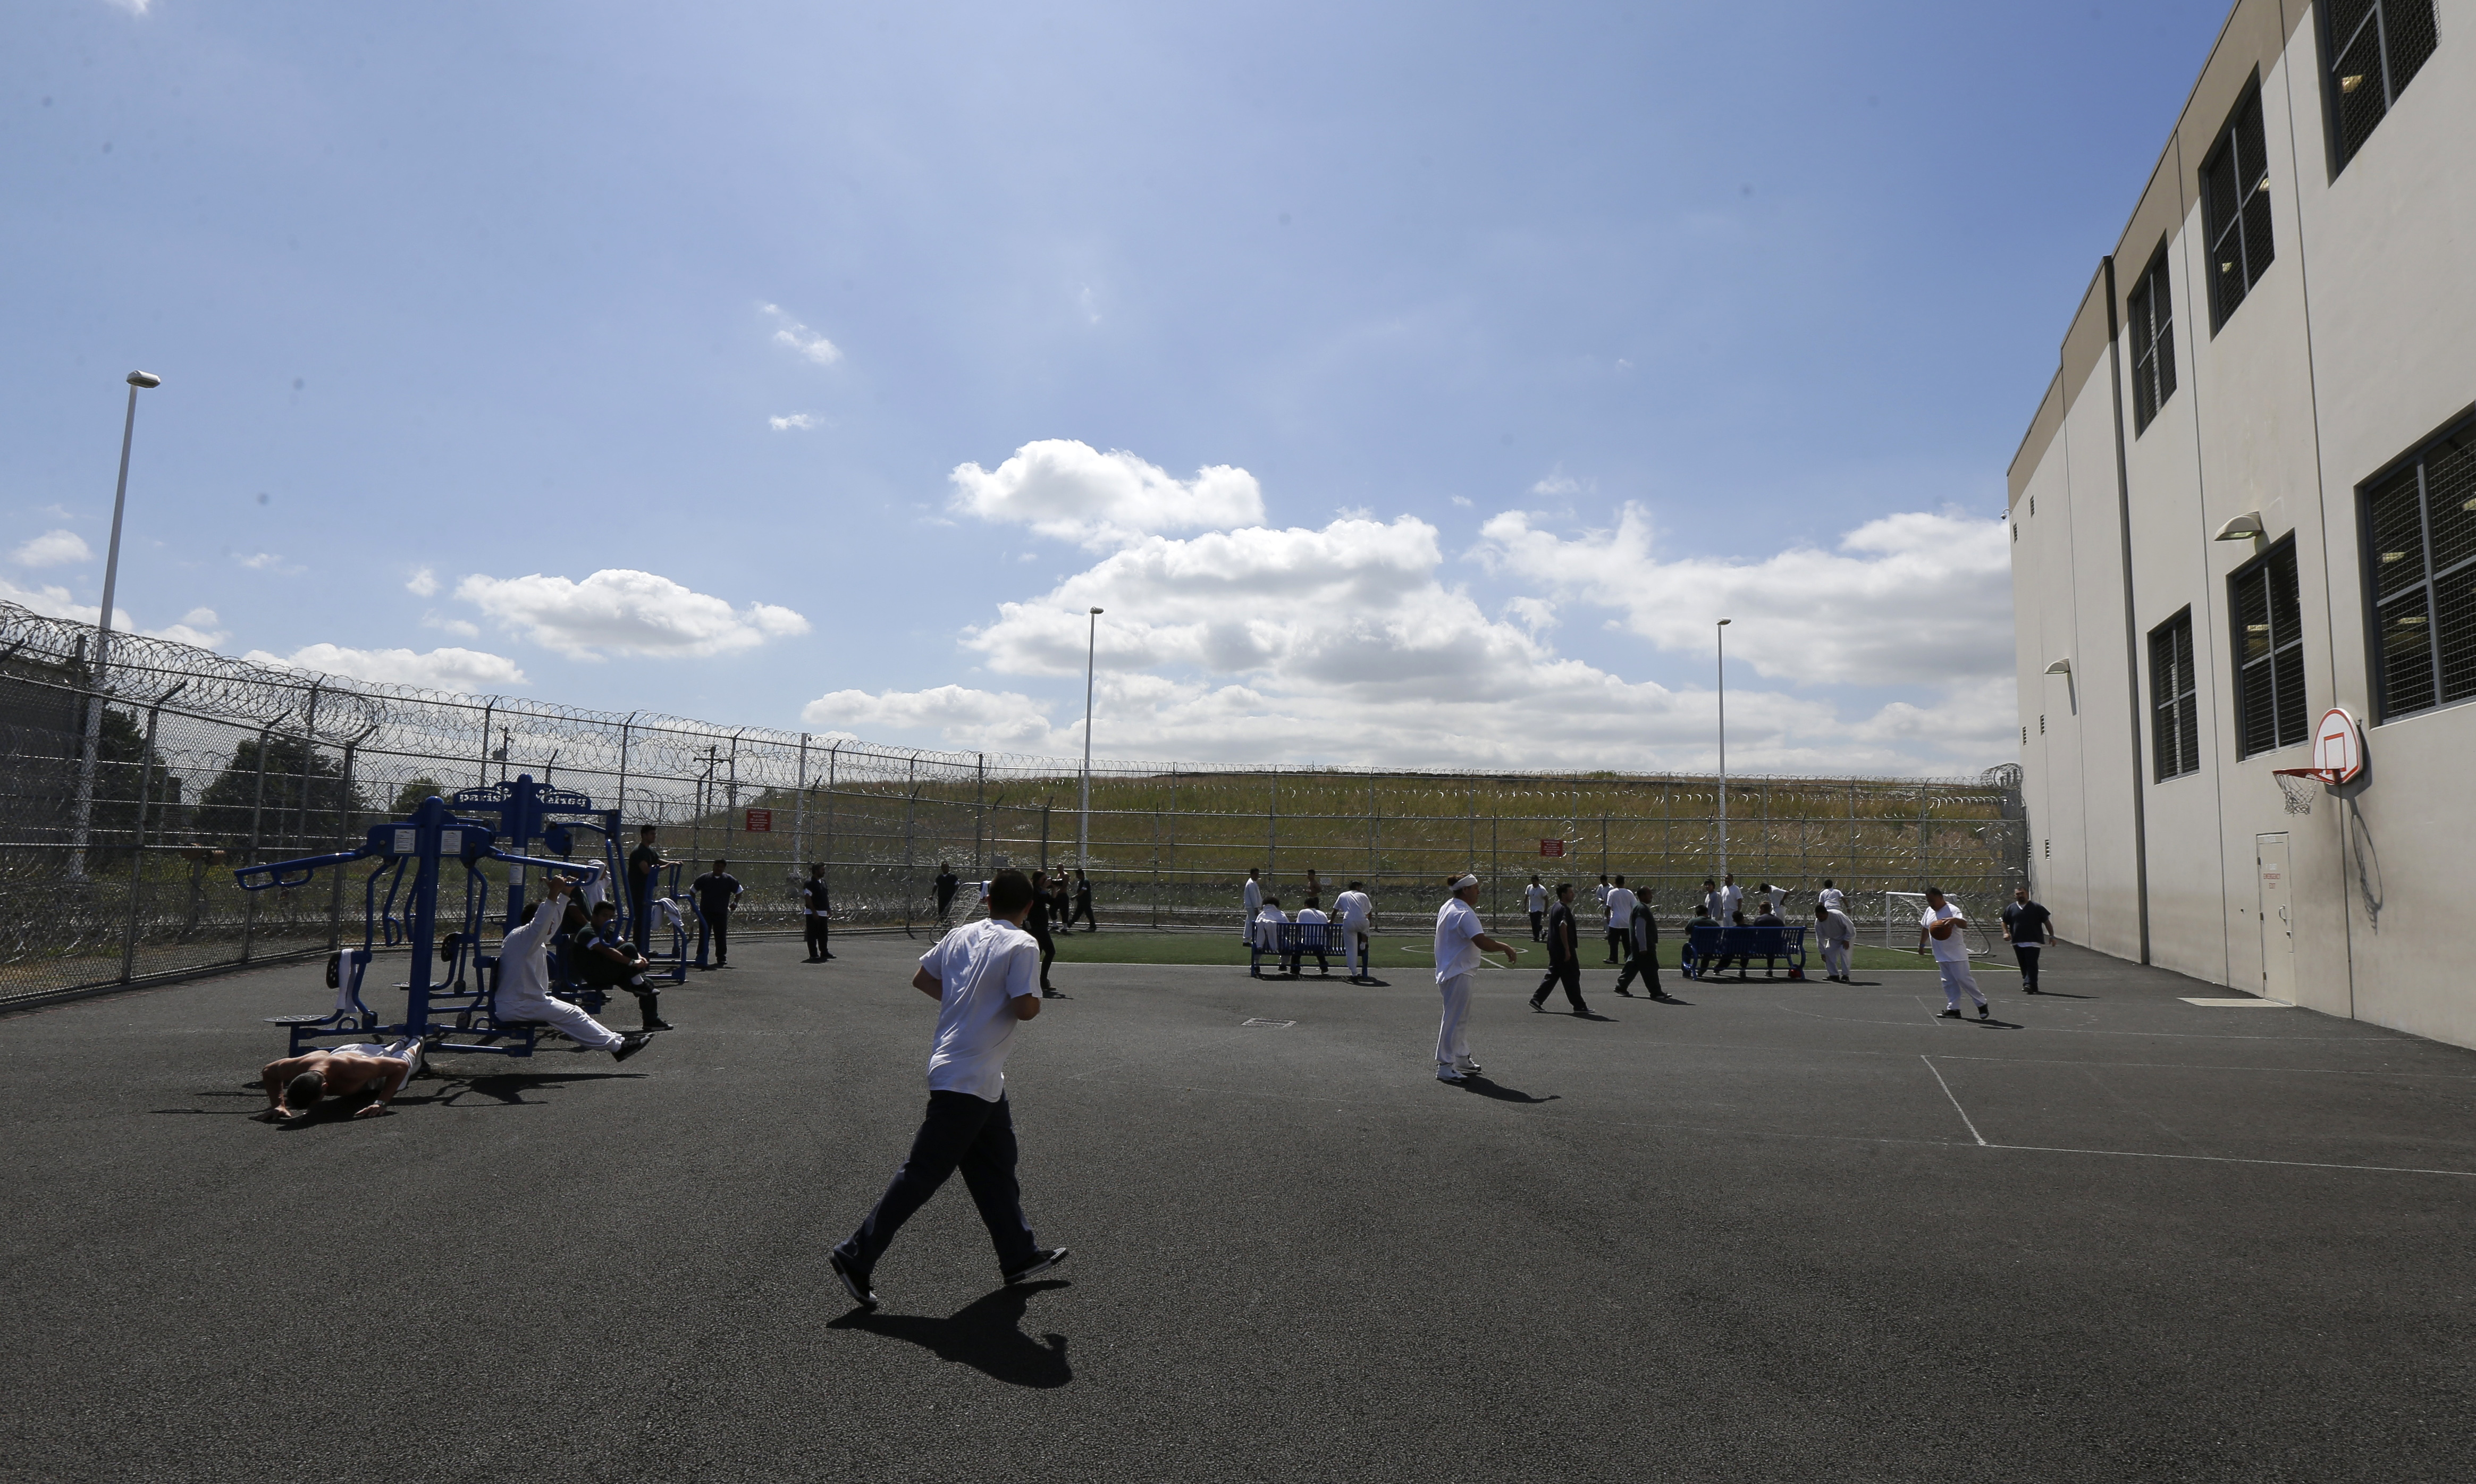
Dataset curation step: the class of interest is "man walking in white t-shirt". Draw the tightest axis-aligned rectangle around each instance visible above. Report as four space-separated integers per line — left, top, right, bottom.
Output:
1242 869 1262 938
1333 881 1375 981
1524 875 1548 942
1717 873 1742 924
1434 874 1519 1082
829 870 1066 1311
1602 874 1636 965
1917 886 1989 1022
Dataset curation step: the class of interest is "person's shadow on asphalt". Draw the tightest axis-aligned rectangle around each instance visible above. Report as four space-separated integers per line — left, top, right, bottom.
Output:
1455 1075 1559 1105
830 1281 1072 1388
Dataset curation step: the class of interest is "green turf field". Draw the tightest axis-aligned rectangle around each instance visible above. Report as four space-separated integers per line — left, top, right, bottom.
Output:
1042 930 2010 975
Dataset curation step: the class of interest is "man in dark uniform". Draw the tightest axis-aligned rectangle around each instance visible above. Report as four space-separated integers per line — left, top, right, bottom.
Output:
2002 887 2053 993
1528 882 1588 1015
803 863 834 962
1025 872 1060 996
692 858 743 969
626 825 666 951
1068 869 1097 932
934 863 959 926
1613 892 1662 998
574 900 669 1029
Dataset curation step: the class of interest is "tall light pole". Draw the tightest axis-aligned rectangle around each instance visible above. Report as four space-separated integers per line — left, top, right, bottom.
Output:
69 370 163 882
1715 617 1732 883
1077 606 1103 869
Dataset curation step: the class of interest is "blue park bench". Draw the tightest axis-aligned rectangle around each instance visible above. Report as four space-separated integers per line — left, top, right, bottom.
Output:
1682 924 1808 980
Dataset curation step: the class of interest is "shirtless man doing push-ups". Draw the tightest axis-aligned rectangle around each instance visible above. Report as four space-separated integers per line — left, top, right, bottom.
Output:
256 1037 424 1123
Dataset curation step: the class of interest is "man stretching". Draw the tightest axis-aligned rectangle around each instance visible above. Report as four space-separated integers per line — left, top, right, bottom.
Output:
1815 901 1856 982
829 870 1066 1310
1434 874 1519 1083
1918 887 1990 1022
500 876 653 1058
256 1036 424 1123
1333 880 1375 982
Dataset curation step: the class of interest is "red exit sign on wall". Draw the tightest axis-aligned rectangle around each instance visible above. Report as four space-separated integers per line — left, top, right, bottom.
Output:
745 808 773 832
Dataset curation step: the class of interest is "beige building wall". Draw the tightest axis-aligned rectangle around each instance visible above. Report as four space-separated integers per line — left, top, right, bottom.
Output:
2009 0 2476 1047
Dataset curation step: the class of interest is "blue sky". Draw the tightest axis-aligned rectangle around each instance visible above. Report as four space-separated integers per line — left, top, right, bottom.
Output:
3 0 2235 771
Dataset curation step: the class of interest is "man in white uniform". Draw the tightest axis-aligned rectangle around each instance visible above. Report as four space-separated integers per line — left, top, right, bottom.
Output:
1333 880 1375 982
1817 879 1846 914
255 1035 425 1123
1602 875 1637 965
1815 901 1856 982
1433 874 1519 1083
494 875 650 1059
1717 873 1743 924
1242 869 1263 937
829 870 1066 1310
1291 897 1333 977
1523 875 1548 941
1917 887 1989 1021
1250 898 1290 979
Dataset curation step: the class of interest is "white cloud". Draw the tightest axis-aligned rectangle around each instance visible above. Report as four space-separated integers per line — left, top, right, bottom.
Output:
769 412 820 431
406 568 439 597
102 0 151 13
0 580 227 647
148 608 230 648
806 498 2015 773
1475 503 2012 686
242 643 528 694
950 439 1267 549
422 611 481 638
1448 495 1473 508
12 530 91 568
239 552 283 571
452 568 811 660
761 303 842 365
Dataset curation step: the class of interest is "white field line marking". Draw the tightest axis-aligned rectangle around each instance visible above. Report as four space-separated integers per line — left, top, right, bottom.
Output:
1984 1143 2476 1178
2182 997 2293 1008
1922 1052 2476 1080
1921 1055 1986 1146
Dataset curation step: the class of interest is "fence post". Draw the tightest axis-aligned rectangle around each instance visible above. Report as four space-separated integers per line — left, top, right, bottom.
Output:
1039 802 1050 873
294 684 322 860
1150 792 1160 930
972 752 984 878
239 724 273 963
328 730 370 950
1166 764 1178 929
824 744 838 902
477 699 493 788
119 686 180 982
614 711 636 831
1266 766 1277 888
903 755 918 933
793 732 808 873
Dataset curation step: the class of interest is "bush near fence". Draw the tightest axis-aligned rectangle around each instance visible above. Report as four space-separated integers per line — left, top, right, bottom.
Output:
0 601 2027 1008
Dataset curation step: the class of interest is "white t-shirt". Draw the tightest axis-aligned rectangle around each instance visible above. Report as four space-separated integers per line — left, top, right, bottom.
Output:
1294 907 1328 943
1604 887 1637 928
1333 890 1371 925
1434 897 1485 982
1817 909 1855 947
1254 906 1287 946
1244 879 1263 913
1525 883 1547 912
1591 883 1610 910
1920 903 1972 964
1718 884 1742 920
1817 887 1845 913
921 918 1042 1101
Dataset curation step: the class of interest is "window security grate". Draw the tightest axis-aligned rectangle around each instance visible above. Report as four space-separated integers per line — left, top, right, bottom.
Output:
2202 88 2275 332
2231 537 2308 757
2149 610 2201 780
2366 419 2476 720
2327 0 2440 170
2128 251 2177 433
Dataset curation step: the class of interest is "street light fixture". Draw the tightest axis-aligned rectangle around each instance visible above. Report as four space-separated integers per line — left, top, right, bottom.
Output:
1716 618 1732 882
69 370 163 880
1078 607 1103 871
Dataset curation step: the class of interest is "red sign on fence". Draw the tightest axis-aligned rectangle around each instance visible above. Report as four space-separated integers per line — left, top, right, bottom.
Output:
1539 838 1565 858
745 808 773 833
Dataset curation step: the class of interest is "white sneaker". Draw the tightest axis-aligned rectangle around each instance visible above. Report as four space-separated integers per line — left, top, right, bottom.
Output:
1436 1066 1466 1082
1454 1061 1483 1075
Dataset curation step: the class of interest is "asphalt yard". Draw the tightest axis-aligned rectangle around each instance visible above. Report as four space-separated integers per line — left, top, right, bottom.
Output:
5 935 2473 1482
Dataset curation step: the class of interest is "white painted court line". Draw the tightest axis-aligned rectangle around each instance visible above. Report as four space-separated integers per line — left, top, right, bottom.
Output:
1919 1055 1986 1146
1982 1143 2476 1179
2182 997 2292 1008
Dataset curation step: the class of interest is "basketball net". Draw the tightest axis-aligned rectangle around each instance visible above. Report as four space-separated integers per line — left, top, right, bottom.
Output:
2271 768 2325 815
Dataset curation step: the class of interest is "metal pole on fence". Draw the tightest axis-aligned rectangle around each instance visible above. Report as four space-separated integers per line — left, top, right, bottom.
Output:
1079 606 1101 869
1039 803 1050 874
904 755 918 935
615 711 636 830
1266 766 1277 888
70 372 161 885
1166 764 1178 929
329 726 375 950
793 732 809 874
477 701 493 789
972 753 984 880
1715 618 1731 882
239 723 273 963
824 744 838 900
119 681 182 981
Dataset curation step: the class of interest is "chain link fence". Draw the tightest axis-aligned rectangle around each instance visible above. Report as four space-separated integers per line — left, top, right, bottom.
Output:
0 601 2027 1008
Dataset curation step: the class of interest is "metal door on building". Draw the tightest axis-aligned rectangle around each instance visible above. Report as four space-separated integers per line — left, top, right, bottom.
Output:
2255 832 2293 1004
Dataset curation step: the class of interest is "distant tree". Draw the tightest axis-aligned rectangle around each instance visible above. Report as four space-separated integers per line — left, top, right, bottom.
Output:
390 777 449 817
191 735 358 855
86 705 183 867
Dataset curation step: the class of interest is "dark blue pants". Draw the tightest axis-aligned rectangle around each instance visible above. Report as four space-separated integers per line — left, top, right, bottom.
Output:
837 1091 1039 1275
2013 944 2042 988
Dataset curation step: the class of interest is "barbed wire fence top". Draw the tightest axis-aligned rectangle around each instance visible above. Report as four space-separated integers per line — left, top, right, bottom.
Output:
0 600 2028 1006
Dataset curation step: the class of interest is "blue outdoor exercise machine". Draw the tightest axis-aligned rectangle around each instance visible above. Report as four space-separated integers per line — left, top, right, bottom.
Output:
238 777 675 1058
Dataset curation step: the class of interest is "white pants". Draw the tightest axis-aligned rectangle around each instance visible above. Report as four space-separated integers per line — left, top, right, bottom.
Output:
1936 959 1985 1009
1435 973 1475 1069
1342 924 1368 975
1821 941 1850 979
495 987 625 1051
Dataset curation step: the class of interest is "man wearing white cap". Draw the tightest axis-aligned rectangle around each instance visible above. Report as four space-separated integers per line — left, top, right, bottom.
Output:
1433 874 1519 1083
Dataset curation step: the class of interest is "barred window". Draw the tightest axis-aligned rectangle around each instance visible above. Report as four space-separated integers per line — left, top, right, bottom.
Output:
2201 87 2275 332
2365 419 2476 721
2326 0 2440 171
2231 537 2308 757
2127 250 2176 434
2149 609 2200 780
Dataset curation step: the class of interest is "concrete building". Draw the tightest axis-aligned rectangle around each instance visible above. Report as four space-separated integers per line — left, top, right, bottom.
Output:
2008 0 2473 1046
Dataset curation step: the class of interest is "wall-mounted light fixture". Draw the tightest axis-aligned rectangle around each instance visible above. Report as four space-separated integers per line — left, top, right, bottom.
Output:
2214 511 2265 542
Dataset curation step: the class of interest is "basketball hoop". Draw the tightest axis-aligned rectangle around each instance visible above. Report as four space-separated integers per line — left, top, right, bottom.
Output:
2271 768 2327 815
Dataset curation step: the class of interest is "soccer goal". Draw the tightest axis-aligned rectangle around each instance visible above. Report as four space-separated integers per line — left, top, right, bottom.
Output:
1883 891 2000 960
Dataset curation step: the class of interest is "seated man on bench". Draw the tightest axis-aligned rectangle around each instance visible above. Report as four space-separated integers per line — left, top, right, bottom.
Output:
502 875 650 1061
256 1035 424 1123
571 900 670 1031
